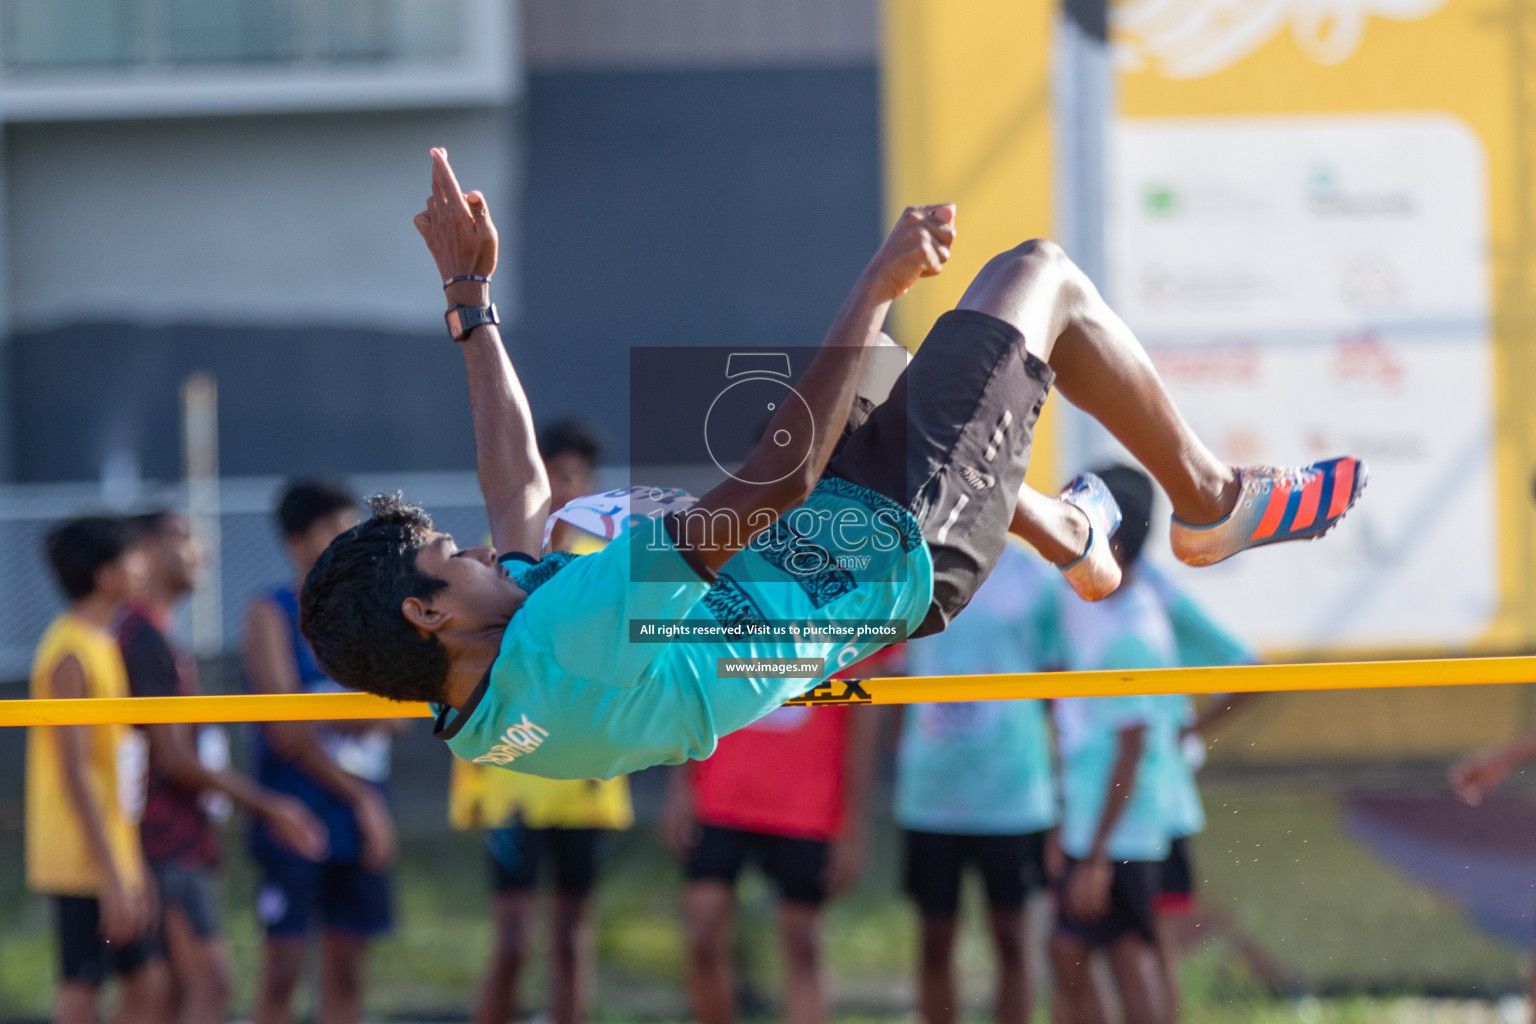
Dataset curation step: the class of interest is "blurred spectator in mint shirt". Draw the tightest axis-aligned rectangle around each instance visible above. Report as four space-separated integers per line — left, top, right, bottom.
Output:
897 538 1062 1024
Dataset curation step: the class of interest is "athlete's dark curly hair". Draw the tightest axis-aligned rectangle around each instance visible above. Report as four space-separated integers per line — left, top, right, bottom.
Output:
299 493 450 704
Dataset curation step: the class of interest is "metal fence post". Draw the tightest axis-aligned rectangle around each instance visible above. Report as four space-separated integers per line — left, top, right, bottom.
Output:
183 372 223 660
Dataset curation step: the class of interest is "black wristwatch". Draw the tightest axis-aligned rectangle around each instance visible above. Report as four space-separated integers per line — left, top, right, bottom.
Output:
445 303 499 342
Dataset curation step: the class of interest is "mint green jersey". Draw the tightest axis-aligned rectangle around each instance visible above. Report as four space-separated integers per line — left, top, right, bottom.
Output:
1143 565 1253 839
897 542 1060 835
1055 576 1179 861
1154 693 1205 839
434 479 934 780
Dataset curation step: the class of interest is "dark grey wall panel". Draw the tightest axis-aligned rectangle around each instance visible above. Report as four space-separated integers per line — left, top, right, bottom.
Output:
10 323 474 481
507 65 883 466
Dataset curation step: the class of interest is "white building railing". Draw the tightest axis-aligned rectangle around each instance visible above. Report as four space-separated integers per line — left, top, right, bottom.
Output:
0 0 518 121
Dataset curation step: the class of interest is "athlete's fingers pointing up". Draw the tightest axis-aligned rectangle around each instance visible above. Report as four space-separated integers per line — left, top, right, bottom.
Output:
430 148 472 219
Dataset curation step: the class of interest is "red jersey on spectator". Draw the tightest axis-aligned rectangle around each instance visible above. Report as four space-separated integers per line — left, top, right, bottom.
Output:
692 704 850 840
119 603 220 869
690 649 900 840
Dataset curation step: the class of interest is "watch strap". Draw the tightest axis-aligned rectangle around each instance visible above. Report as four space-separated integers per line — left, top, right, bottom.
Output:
445 303 499 342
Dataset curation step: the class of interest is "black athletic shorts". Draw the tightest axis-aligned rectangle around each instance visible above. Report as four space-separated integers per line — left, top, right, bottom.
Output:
902 829 1049 916
1155 836 1196 914
54 895 162 985
486 822 603 898
1054 858 1160 947
255 852 393 939
684 824 831 907
826 309 1054 638
152 861 222 939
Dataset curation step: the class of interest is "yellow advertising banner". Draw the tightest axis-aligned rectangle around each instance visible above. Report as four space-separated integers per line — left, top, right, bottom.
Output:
1113 0 1536 658
882 0 1062 491
1113 0 1536 758
886 0 1536 657
883 0 1536 757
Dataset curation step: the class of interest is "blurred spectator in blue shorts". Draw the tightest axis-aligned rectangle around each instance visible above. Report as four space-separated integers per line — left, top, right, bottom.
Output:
243 480 401 1024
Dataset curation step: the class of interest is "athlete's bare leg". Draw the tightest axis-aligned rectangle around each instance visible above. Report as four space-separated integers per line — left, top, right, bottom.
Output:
959 240 1240 563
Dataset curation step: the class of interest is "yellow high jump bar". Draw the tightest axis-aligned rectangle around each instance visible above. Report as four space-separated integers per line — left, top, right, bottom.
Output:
2 655 1535 727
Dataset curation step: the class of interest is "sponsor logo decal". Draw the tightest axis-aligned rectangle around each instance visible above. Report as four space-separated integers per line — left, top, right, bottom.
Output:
785 678 873 706
473 714 551 766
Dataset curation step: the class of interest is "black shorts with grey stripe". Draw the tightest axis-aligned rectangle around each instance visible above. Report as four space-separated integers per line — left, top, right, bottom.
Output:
826 309 1053 638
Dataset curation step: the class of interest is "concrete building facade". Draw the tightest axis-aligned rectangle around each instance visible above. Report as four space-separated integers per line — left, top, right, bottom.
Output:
2 0 520 483
0 0 885 676
3 0 885 486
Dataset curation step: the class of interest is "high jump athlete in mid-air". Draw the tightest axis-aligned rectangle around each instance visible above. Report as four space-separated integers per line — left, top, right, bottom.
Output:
299 149 1366 781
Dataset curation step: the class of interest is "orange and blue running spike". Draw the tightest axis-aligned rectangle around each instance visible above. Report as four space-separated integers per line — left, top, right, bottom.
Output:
1169 457 1368 568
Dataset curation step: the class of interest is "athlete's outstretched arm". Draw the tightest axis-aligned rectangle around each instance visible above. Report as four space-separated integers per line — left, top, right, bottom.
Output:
672 204 955 577
415 148 550 555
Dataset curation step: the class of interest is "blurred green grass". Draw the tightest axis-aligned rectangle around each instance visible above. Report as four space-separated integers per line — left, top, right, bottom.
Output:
1 775 1529 1021
1197 779 1524 994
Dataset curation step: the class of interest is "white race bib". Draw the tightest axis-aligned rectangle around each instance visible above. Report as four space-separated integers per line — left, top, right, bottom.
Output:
324 729 392 783
309 678 393 783
116 730 148 826
197 726 234 821
542 486 698 549
1181 731 1208 772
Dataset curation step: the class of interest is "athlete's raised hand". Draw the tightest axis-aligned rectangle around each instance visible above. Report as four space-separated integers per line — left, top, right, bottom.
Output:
412 147 549 555
864 203 956 301
413 147 498 286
